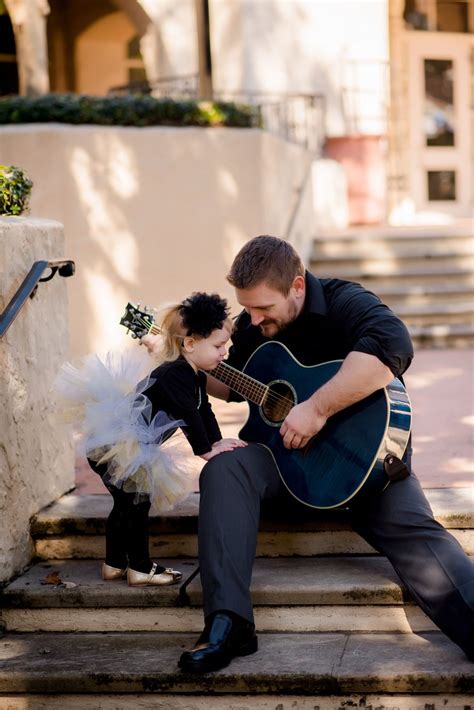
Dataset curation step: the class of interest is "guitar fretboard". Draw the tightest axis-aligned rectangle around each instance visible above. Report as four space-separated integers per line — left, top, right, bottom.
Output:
209 362 268 406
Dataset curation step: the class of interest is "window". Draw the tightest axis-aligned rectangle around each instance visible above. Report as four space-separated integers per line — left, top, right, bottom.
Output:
424 59 455 146
404 0 472 33
436 1 469 32
126 35 146 87
427 170 457 200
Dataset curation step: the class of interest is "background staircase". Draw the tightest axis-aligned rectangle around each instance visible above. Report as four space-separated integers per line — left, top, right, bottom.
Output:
310 222 474 348
0 487 473 708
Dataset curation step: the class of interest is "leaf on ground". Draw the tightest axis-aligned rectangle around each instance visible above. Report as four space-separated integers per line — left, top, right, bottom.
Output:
40 571 63 586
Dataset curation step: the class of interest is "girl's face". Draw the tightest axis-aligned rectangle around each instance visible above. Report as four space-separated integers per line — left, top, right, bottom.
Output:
183 326 230 371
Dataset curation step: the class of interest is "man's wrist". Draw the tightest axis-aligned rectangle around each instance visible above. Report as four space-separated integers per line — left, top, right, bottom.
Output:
309 390 332 419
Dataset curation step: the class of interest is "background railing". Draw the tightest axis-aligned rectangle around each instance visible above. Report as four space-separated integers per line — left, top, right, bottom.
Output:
340 59 389 135
0 259 75 338
109 74 326 155
215 91 326 154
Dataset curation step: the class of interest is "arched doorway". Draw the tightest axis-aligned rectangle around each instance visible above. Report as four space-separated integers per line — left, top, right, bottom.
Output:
75 11 144 95
0 7 19 95
47 0 148 95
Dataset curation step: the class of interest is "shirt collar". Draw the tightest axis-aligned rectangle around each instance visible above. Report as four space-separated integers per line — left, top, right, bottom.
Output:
303 271 327 316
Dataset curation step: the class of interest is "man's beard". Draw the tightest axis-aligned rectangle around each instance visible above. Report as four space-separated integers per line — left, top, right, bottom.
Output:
258 302 299 337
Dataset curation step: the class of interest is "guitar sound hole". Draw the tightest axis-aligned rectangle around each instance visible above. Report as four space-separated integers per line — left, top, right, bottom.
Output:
261 381 295 424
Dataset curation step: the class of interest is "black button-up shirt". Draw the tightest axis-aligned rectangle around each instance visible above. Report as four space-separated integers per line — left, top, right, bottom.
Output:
226 272 414 389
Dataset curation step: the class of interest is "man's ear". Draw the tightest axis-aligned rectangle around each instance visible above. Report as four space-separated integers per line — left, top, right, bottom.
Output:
183 336 195 353
292 275 305 298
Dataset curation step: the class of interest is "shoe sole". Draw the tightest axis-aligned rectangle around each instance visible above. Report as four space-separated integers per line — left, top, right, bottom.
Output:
178 636 258 673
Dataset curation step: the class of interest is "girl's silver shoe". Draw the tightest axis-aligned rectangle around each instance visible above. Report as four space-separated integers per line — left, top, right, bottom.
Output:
127 562 183 586
102 563 127 581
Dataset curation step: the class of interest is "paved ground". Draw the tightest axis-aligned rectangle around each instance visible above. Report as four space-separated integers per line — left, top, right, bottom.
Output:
76 348 474 494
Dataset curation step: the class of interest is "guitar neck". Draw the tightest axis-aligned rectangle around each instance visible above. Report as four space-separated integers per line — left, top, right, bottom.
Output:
209 362 267 406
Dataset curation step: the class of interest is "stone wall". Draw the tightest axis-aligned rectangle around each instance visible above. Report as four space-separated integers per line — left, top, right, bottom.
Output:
0 217 74 583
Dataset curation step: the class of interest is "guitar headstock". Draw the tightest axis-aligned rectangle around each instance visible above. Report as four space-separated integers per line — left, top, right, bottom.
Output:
120 302 158 339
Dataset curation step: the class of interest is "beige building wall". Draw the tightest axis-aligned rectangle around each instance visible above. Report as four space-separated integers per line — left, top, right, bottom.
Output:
140 0 198 79
210 0 389 136
0 125 316 357
0 217 74 583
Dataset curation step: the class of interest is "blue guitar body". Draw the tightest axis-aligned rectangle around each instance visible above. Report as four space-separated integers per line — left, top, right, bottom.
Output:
237 341 412 509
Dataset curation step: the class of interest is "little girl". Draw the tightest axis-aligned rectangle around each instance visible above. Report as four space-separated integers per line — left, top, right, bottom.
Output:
56 293 245 587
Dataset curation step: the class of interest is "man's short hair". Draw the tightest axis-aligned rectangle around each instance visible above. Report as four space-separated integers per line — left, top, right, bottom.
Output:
227 235 305 295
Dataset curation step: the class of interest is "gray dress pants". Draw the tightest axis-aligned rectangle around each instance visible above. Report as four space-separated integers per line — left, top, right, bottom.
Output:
198 443 474 659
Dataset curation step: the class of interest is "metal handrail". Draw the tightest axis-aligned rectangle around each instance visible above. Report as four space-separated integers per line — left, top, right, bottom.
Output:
0 259 75 338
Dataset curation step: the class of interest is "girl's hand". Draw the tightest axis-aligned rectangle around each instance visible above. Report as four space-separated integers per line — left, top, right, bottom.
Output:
200 438 247 461
140 334 160 354
218 438 247 450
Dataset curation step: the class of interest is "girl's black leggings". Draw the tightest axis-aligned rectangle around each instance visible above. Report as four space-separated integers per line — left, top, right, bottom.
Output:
88 459 153 573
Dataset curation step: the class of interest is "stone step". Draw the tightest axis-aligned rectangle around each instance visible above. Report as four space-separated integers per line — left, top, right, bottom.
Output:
1 696 473 710
0 631 471 695
313 240 474 259
312 234 474 258
30 488 474 559
315 222 474 247
309 264 474 288
310 257 474 278
32 488 474 535
34 528 474 559
392 301 474 327
1 557 443 634
371 282 474 307
311 251 474 274
409 323 474 348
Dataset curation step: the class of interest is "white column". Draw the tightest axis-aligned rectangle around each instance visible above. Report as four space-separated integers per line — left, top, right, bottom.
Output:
5 0 50 96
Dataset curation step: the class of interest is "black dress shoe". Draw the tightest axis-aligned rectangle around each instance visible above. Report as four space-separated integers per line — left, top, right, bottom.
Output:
178 611 258 673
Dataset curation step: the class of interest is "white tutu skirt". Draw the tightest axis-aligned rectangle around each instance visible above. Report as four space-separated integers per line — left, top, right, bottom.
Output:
54 348 196 512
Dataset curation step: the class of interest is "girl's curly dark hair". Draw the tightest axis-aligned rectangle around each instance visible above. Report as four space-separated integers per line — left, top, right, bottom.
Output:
179 292 230 338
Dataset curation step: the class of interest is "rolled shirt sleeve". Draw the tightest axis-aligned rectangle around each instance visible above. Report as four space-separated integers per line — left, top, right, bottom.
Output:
327 281 414 378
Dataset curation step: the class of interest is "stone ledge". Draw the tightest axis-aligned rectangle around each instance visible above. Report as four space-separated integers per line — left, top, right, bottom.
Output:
31 487 474 537
1 557 407 608
32 529 474 559
1 695 473 710
1 604 436 634
0 631 471 694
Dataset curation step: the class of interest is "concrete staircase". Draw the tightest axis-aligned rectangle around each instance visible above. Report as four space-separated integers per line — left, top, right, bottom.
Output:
0 487 473 707
310 222 474 348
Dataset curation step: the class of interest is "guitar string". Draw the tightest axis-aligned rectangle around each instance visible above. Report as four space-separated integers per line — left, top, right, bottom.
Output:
134 313 294 411
131 314 268 402
211 364 294 412
129 313 296 410
135 314 295 410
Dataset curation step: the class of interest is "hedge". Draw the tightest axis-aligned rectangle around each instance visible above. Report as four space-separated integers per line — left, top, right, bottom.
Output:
0 93 260 128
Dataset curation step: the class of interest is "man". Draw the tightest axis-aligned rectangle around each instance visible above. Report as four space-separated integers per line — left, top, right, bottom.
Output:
178 235 474 673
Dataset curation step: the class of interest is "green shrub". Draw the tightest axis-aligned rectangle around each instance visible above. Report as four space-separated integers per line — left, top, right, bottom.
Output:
0 165 33 215
0 93 260 128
